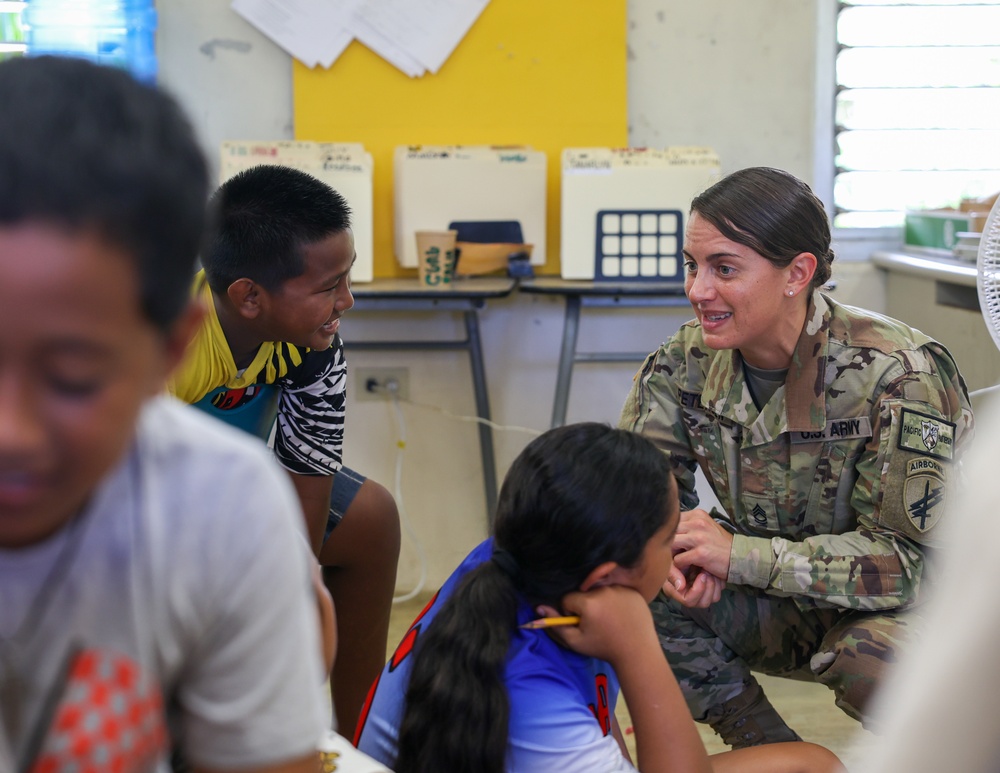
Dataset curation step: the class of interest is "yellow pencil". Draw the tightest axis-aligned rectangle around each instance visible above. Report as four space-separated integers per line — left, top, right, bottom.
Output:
519 616 581 630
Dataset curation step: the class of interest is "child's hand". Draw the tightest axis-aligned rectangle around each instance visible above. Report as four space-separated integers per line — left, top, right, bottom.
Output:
538 585 656 664
661 564 724 609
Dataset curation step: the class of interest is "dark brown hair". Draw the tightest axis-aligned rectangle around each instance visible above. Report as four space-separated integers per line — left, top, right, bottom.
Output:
691 167 834 288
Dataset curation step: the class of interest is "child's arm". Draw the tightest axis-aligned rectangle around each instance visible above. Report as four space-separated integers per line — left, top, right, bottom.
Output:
550 587 845 773
611 716 634 764
551 586 713 773
272 341 348 556
290 473 335 555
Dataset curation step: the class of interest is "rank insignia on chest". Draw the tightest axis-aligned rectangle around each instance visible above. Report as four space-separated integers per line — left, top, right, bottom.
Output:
741 495 776 532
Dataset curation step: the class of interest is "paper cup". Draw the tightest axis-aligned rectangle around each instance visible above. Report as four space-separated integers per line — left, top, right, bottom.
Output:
415 230 458 290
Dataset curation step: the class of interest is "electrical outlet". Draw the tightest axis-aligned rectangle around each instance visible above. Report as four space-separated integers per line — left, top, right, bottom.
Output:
355 367 410 401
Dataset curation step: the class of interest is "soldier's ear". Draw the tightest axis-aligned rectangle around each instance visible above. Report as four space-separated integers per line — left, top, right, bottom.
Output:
787 252 817 296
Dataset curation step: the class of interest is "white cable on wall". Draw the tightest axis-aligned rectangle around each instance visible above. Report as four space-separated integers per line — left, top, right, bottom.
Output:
380 380 542 604
388 386 427 604
398 398 543 437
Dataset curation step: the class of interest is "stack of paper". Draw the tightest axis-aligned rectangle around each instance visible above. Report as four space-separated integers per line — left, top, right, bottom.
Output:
220 140 376 282
231 0 490 77
393 145 547 269
560 147 722 281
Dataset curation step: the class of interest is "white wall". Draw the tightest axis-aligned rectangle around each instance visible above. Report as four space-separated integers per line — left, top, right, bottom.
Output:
157 0 832 202
157 0 886 591
158 0 294 181
627 0 824 182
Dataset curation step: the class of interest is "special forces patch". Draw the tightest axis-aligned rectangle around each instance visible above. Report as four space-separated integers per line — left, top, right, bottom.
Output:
903 457 946 532
897 408 956 460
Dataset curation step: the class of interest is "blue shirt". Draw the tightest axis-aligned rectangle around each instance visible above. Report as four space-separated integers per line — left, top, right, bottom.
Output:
356 540 637 772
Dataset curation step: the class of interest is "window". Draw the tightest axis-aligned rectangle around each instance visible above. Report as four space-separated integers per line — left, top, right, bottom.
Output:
834 0 1000 228
0 1 156 82
0 2 25 61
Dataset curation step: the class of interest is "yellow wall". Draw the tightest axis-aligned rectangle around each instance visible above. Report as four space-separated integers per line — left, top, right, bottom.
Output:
293 0 627 277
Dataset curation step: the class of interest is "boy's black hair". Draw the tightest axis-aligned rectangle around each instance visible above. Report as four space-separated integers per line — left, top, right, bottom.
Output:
0 55 210 333
202 165 352 295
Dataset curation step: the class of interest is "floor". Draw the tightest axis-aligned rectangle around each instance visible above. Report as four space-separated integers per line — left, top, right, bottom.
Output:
386 592 877 770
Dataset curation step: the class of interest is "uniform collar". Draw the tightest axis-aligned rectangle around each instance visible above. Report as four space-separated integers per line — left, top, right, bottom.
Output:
700 291 831 440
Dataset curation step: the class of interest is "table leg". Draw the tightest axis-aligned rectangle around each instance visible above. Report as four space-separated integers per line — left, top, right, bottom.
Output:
551 294 581 428
464 309 498 524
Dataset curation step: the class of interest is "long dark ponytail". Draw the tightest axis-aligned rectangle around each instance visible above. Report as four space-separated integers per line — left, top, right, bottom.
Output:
394 423 675 773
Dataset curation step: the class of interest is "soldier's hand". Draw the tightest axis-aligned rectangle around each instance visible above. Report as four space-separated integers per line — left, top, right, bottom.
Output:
671 508 734 581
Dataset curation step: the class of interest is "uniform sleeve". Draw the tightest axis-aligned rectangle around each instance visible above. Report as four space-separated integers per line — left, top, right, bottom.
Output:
730 345 974 611
273 336 347 476
619 345 704 512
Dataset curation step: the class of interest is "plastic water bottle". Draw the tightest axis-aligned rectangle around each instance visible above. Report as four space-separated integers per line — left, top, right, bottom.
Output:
23 0 157 83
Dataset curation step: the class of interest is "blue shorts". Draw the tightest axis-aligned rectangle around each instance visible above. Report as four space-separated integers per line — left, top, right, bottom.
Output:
325 465 366 544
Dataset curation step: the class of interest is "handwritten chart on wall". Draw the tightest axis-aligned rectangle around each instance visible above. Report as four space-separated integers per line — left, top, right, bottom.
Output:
293 0 627 278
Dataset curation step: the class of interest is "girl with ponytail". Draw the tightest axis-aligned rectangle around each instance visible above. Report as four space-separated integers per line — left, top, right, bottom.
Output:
355 423 842 773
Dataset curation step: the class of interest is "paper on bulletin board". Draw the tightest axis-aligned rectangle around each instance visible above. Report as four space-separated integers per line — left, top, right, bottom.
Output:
293 0 627 278
231 0 354 68
352 0 490 76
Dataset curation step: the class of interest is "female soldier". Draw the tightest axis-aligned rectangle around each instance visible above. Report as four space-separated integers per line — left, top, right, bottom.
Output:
619 167 974 747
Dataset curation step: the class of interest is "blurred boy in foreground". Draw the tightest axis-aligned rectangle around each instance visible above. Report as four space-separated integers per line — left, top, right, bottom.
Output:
0 56 325 773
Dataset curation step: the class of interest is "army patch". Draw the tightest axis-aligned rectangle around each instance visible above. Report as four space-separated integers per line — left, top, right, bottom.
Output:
906 457 945 477
897 408 955 460
903 464 945 532
790 416 872 443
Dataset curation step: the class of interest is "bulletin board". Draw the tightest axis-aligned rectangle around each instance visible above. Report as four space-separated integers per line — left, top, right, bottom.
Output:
292 0 627 278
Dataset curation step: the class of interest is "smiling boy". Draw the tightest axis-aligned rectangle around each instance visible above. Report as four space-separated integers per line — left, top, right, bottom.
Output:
0 56 325 772
168 165 401 734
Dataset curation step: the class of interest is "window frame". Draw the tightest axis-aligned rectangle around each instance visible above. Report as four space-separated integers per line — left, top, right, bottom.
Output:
0 1 26 57
821 0 1000 259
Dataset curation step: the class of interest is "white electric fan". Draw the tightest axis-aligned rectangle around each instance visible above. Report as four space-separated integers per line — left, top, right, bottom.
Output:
975 196 1000 403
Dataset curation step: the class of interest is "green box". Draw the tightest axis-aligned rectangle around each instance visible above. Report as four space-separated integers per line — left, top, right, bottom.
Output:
904 210 971 253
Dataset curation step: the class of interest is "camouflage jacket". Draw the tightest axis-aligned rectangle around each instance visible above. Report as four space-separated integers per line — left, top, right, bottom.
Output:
619 292 974 612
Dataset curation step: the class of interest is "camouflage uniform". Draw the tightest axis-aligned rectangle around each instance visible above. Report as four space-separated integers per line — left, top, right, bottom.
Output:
619 292 974 730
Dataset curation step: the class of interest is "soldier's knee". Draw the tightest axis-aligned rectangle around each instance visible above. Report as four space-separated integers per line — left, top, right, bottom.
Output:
705 678 802 748
811 620 903 722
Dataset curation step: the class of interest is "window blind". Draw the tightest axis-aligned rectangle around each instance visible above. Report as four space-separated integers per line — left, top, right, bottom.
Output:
835 0 1000 227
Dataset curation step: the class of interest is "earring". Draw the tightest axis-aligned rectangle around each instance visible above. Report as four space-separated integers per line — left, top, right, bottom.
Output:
787 290 794 296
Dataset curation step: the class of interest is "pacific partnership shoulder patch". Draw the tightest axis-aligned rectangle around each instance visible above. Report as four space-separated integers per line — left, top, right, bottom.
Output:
897 408 955 460
904 458 946 532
